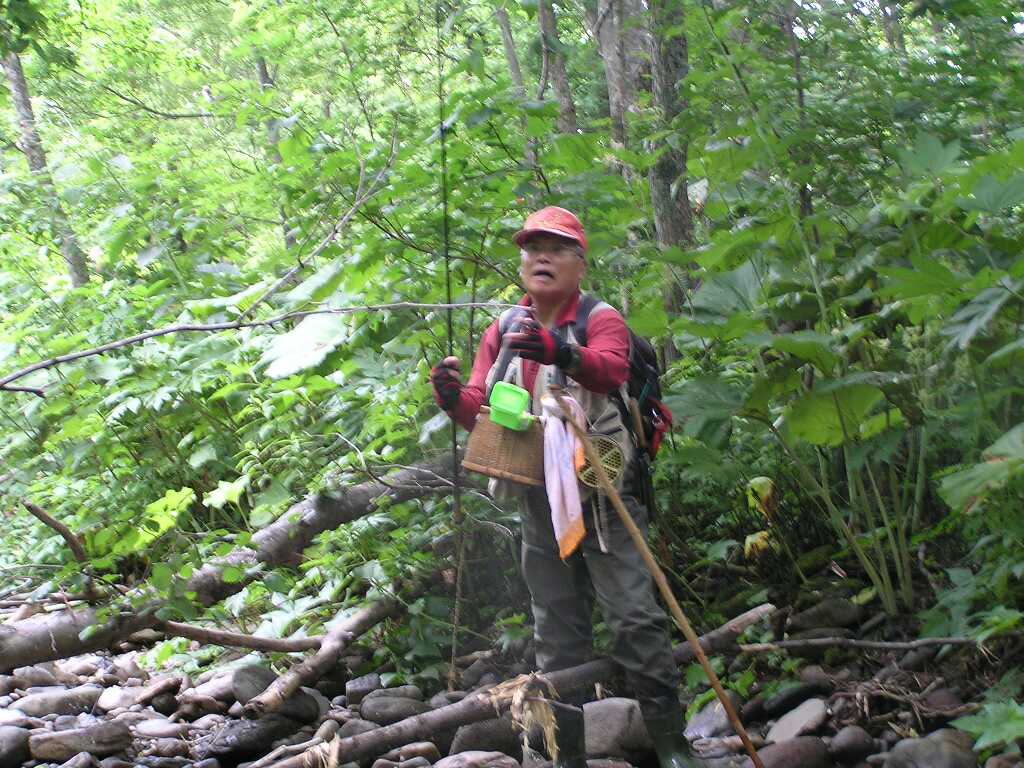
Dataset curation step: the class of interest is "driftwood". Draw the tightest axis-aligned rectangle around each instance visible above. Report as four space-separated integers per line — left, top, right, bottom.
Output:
244 588 413 718
0 457 457 672
268 604 776 768
160 622 323 653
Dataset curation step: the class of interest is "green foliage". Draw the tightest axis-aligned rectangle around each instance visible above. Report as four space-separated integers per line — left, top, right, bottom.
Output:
953 700 1024 753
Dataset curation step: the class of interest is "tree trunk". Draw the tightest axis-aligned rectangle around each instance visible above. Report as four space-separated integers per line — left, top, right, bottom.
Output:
2 52 89 287
882 1 906 53
268 604 775 768
256 57 297 251
537 0 578 134
494 6 538 172
646 0 694 357
0 456 458 672
586 0 632 149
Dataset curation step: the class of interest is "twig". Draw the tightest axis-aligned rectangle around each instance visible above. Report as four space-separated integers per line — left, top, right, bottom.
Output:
739 636 984 653
160 621 323 652
97 82 213 120
0 302 519 392
240 124 400 319
22 502 88 564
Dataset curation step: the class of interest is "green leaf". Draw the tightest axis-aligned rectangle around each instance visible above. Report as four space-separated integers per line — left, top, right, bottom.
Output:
898 133 960 177
956 174 1024 212
784 384 884 447
663 377 743 449
939 422 1024 512
768 331 839 373
877 253 962 300
953 701 1024 751
941 280 1021 350
285 258 346 305
203 476 249 510
188 443 218 470
259 314 350 378
627 302 668 336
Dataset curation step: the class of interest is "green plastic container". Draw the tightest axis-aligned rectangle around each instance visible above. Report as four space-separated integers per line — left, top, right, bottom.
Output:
489 382 532 431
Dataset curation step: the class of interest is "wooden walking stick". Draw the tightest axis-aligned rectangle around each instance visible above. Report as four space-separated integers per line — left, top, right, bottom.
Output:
552 391 766 768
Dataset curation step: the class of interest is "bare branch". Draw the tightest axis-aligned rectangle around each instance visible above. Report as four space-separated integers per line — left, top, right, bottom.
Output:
160 621 322 653
98 83 213 120
22 501 88 564
0 301 518 393
739 635 989 654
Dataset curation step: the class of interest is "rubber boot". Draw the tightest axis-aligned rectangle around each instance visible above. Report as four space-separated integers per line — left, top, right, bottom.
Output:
642 705 700 768
552 704 587 768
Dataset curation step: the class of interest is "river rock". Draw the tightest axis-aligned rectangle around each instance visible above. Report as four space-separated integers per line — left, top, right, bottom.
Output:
13 666 58 688
56 751 99 768
13 686 103 717
58 657 103 679
882 729 976 768
191 714 226 731
829 726 876 763
0 709 33 728
450 716 521 760
434 751 520 768
0 725 30 766
338 719 380 738
985 754 1023 767
763 683 828 716
229 666 277 705
585 698 652 759
788 599 862 632
460 660 495 690
29 721 132 762
140 738 191 758
0 679 18 697
398 758 432 768
400 742 442 763
365 685 424 702
345 674 381 706
685 691 742 740
741 736 832 768
766 698 828 743
99 757 134 768
431 691 467 709
360 697 431 725
132 720 193 739
193 714 301 760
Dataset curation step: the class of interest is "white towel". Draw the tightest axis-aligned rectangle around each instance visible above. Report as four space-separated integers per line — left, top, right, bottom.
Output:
540 394 585 559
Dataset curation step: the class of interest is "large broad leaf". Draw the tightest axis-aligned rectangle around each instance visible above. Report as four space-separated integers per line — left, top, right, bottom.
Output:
956 174 1024 213
953 701 1024 752
898 133 960 177
285 258 346 305
663 377 743 449
679 261 765 340
784 384 884 446
259 314 349 378
941 279 1021 349
877 252 962 300
939 422 1024 513
767 331 839 373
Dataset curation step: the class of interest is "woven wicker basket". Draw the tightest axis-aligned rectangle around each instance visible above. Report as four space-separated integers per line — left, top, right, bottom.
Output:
463 407 545 486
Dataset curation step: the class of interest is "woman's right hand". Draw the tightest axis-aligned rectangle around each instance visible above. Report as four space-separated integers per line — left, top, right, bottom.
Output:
431 356 462 411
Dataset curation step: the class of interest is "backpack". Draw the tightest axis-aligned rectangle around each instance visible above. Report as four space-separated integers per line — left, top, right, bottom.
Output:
493 294 674 460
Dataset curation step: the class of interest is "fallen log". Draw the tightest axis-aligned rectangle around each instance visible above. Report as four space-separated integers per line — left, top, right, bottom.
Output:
243 586 416 718
0 456 457 672
267 603 775 768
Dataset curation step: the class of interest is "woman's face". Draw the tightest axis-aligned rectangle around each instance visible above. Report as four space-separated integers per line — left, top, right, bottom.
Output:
519 234 586 301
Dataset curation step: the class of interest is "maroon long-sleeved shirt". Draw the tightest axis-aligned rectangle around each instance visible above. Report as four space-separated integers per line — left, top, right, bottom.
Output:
448 291 630 431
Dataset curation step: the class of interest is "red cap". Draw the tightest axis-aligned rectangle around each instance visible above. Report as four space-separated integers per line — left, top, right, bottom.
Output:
513 206 587 253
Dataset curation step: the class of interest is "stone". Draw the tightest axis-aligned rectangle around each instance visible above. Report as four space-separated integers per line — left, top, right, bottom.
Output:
338 719 380 738
460 660 494 690
882 729 976 768
140 738 191 758
55 751 99 768
0 679 18 697
99 757 134 768
345 674 381 707
584 698 652 760
399 742 442 763
693 735 765 759
13 667 58 688
192 759 221 768
985 755 1023 768
430 692 467 709
829 726 876 763
360 697 431 725
371 759 399 768
57 658 102 679
135 757 192 768
132 721 193 739
799 666 834 691
450 716 521 760
29 721 132 762
0 725 30 767
399 758 432 768
95 689 138 713
685 691 742 740
0 710 33 728
921 688 964 716
229 667 278 706
364 686 424 702
766 698 828 744
763 683 827 716
190 715 226 731
12 686 103 717
741 737 832 768
192 715 301 760
434 751 520 768
788 599 862 632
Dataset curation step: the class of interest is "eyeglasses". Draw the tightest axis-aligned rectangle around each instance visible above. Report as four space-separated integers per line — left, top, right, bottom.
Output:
520 241 583 258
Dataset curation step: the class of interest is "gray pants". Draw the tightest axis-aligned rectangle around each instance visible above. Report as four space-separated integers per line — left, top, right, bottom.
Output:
520 485 680 716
